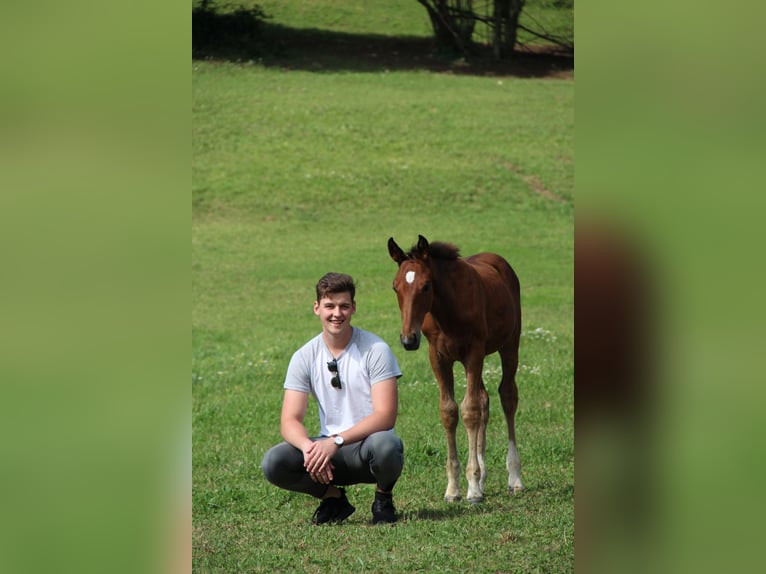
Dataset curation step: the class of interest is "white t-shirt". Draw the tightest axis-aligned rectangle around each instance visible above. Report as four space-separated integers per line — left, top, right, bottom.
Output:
284 327 402 436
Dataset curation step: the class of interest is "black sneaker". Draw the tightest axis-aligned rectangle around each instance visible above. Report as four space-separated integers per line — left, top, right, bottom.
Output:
371 492 397 524
311 488 355 525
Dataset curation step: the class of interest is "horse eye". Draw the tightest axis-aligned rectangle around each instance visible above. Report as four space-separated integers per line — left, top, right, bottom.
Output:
422 283 431 293
392 283 397 292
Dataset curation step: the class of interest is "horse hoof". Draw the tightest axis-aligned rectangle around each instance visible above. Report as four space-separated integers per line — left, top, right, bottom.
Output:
467 496 484 505
509 485 524 495
444 495 462 503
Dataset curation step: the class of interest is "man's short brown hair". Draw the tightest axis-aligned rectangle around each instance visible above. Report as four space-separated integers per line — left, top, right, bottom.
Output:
315 273 356 302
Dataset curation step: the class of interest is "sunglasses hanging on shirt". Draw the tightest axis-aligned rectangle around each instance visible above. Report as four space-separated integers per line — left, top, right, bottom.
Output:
326 358 342 389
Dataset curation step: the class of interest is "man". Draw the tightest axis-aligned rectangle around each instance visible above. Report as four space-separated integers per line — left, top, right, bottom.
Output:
261 272 404 525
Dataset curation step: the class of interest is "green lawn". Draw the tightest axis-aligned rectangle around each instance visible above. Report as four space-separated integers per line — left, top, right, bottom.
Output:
193 3 573 572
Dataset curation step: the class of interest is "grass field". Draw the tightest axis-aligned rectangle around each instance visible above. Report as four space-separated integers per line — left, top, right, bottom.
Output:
193 2 573 572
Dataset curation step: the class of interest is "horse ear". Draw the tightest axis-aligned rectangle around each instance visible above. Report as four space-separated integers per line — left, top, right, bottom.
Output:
416 235 430 260
388 237 408 265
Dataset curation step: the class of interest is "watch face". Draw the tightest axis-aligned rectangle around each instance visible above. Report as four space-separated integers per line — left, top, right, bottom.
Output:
334 436 344 445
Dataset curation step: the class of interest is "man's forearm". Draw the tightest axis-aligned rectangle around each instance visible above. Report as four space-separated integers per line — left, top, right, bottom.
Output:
281 420 313 452
336 411 396 445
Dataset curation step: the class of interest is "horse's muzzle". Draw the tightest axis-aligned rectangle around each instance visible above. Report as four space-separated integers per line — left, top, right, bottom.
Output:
400 331 421 351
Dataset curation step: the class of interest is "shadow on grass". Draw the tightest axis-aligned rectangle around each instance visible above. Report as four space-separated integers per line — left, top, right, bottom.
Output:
402 496 514 521
193 15 573 79
401 506 467 522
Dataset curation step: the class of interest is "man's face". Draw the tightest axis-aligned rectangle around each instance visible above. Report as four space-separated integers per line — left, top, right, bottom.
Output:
314 292 356 336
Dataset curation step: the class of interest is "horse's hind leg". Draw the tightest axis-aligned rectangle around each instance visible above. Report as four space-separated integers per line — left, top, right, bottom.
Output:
462 349 490 503
499 344 523 493
430 351 461 501
477 375 489 495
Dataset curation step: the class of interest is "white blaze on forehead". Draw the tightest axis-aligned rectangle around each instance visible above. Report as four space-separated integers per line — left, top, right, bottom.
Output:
405 271 416 284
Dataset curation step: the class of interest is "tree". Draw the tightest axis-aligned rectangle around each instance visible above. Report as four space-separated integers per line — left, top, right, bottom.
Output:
491 0 524 59
416 0 526 59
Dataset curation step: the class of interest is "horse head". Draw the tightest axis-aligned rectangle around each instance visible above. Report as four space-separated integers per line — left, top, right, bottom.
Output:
387 235 434 351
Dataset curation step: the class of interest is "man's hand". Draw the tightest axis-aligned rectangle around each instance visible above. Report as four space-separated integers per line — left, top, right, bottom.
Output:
303 439 338 484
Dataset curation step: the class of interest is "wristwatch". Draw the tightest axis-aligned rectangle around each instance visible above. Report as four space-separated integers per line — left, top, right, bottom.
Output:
332 434 344 446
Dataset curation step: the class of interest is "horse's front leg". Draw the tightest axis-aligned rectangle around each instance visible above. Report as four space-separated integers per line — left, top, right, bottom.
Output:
462 351 489 503
430 349 460 501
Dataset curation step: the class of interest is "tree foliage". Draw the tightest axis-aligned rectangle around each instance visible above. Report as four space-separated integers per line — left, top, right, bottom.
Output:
192 1 269 59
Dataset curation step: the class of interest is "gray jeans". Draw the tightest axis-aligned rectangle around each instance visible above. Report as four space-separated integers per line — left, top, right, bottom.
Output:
261 430 404 498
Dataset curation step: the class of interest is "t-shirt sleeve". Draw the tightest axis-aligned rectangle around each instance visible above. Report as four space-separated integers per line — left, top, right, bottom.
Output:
283 349 311 393
368 341 402 384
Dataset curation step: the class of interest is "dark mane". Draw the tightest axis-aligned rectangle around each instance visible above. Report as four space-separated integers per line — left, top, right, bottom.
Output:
430 241 461 260
408 240 460 260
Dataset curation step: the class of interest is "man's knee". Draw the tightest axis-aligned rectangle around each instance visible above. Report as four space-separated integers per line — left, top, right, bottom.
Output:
369 432 404 467
260 446 277 483
261 443 297 484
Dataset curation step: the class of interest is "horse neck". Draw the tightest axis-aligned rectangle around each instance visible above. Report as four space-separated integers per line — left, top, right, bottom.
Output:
427 258 465 325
